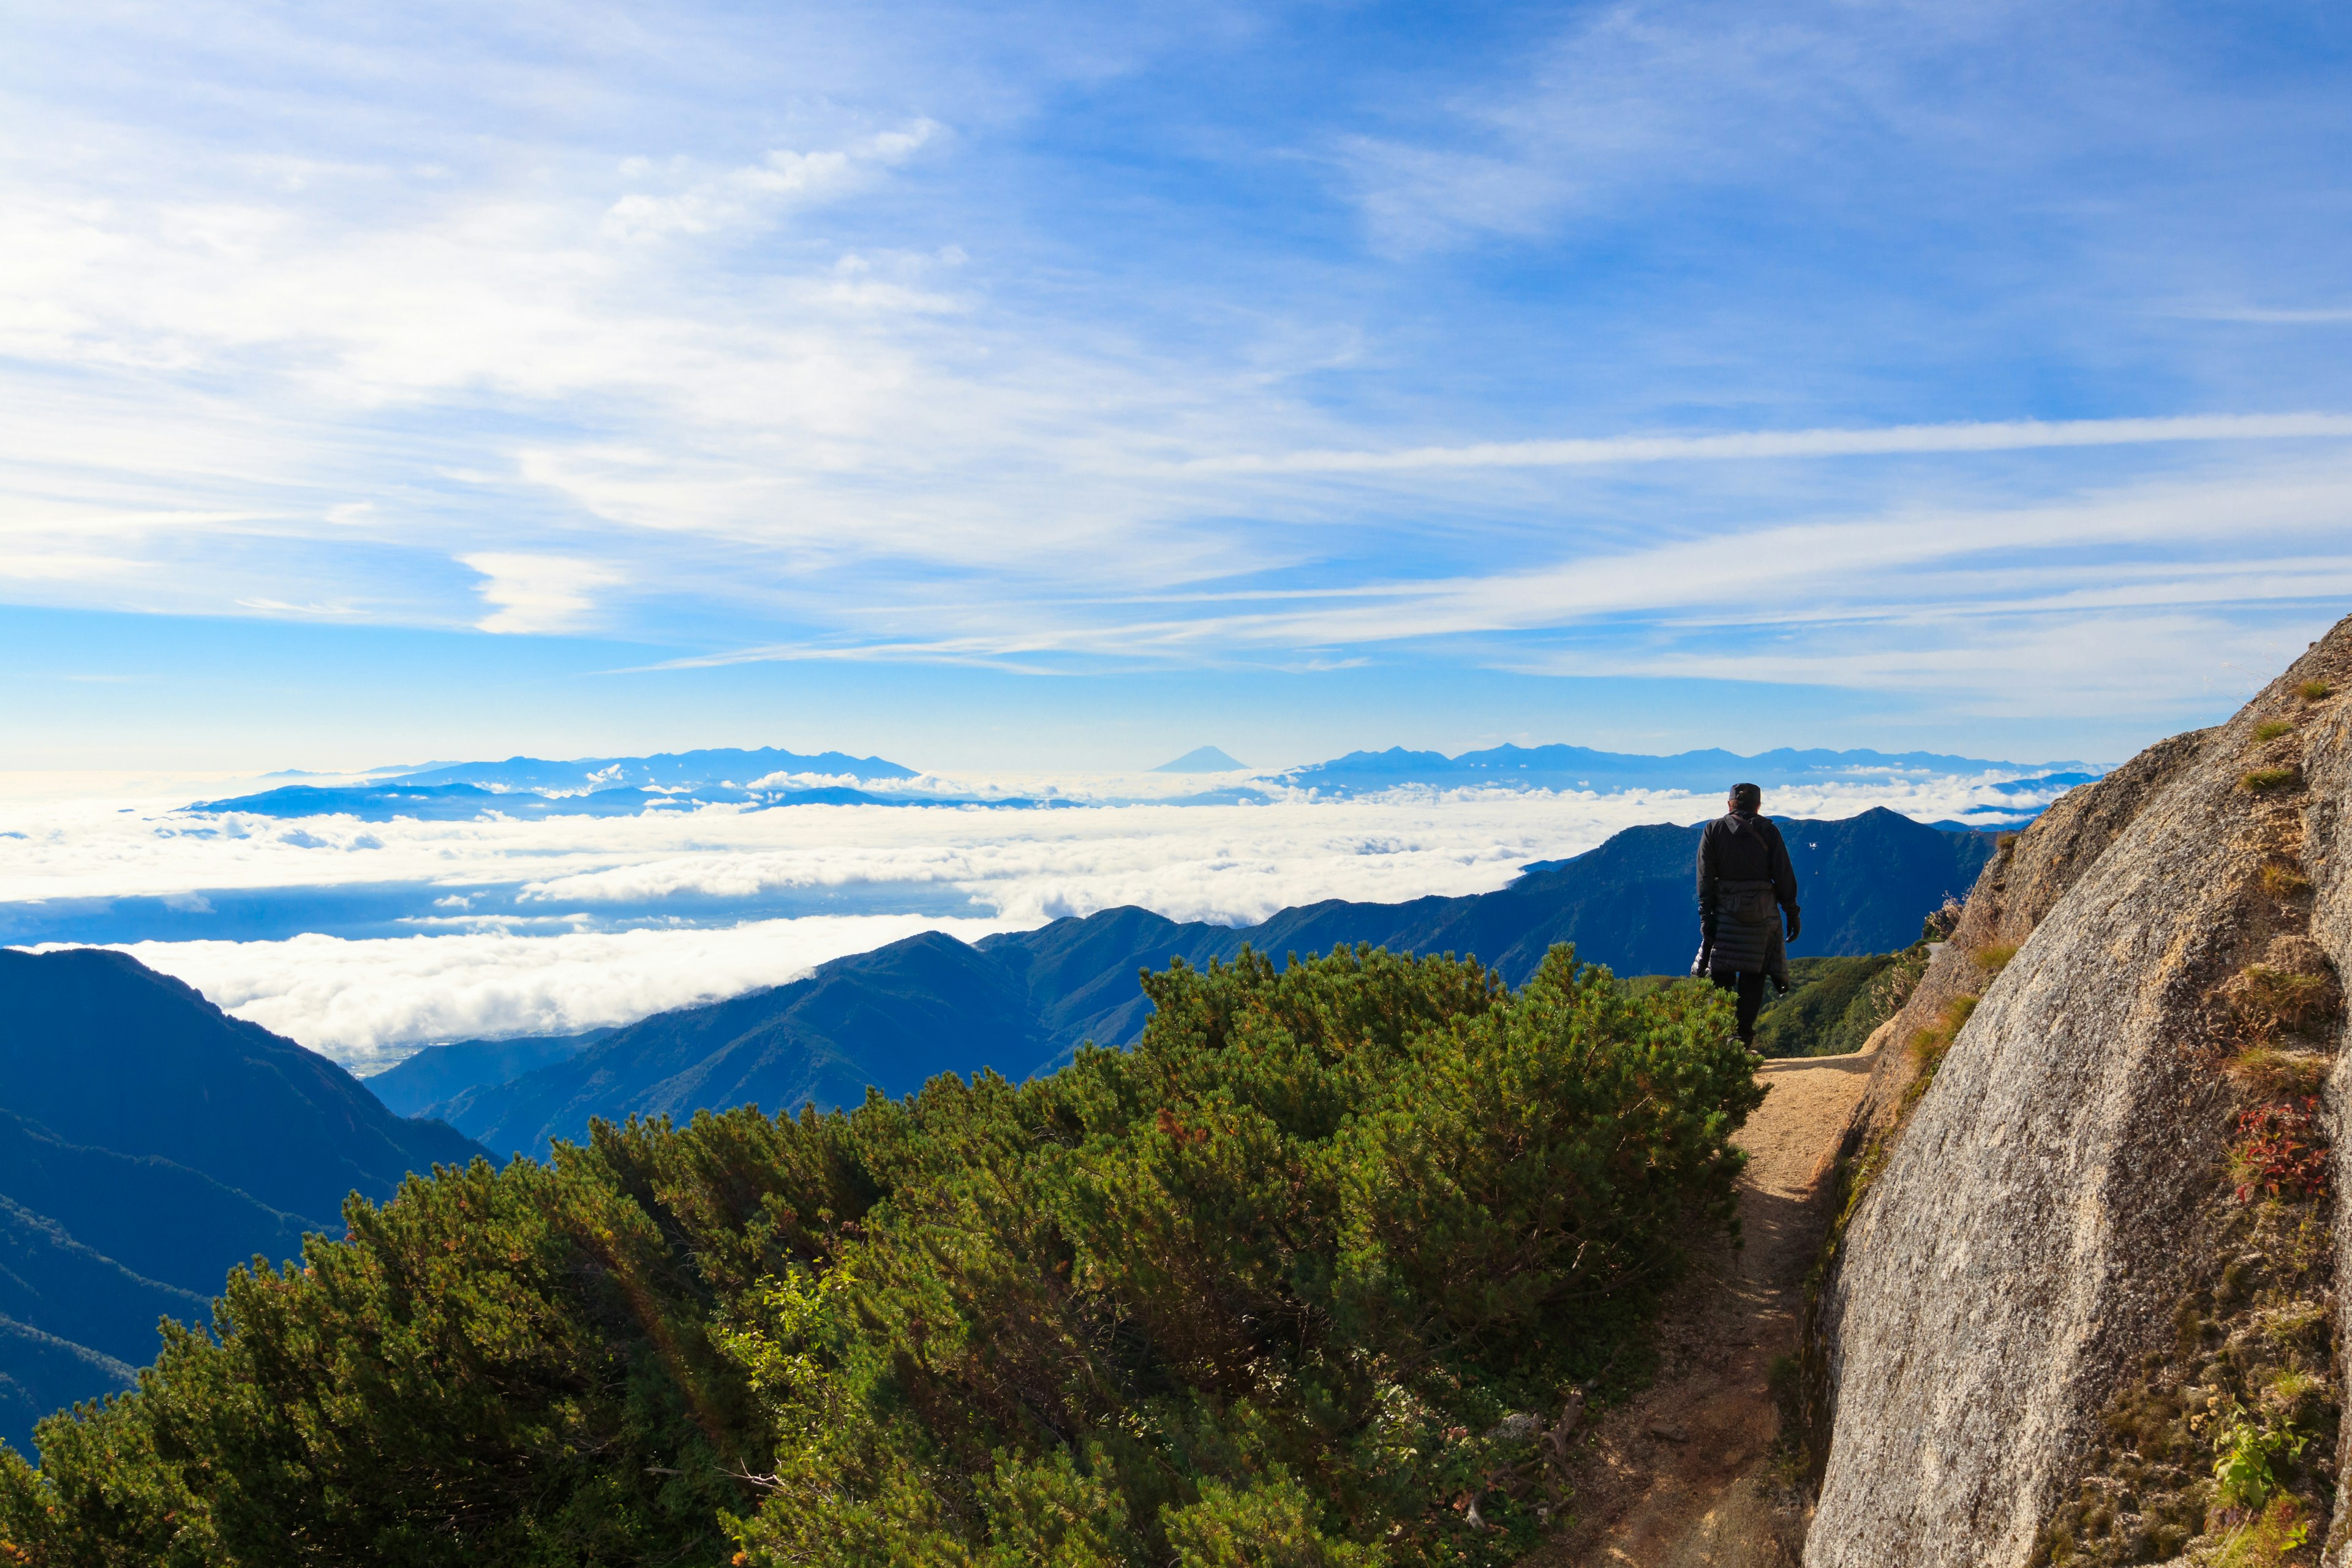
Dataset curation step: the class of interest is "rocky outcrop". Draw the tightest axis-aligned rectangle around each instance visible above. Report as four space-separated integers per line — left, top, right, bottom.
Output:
1803 617 2352 1567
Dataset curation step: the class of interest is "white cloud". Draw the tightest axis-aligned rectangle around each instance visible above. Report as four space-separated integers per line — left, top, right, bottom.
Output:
0 773 2068 913
460 553 623 634
4 767 2084 1069
1 0 2344 746
1185 413 2352 477
102 913 1022 1072
601 121 940 239
635 461 2352 692
2174 307 2352 325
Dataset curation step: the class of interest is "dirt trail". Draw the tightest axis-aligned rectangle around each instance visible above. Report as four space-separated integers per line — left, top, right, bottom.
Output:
1525 1039 1882 1567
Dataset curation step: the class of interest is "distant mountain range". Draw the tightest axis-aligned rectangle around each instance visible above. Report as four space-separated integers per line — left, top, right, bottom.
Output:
400 807 1994 1159
0 950 486 1455
179 739 2095 825
393 746 916 790
190 745 987 822
189 780 968 822
1277 742 2097 801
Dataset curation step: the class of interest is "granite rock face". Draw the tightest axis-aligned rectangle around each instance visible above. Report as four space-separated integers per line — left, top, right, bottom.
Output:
1804 617 2352 1567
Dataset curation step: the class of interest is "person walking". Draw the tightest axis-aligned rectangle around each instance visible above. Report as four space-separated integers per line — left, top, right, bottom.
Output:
1692 781 1800 1047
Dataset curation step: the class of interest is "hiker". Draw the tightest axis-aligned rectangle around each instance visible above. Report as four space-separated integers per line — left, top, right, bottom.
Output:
1692 781 1800 1047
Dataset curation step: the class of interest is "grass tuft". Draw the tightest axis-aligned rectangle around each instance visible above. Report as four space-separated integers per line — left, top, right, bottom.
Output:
2240 767 2301 794
2252 718 2296 742
2296 678 2332 702
2236 967 2339 1038
1973 942 2020 976
2227 1049 2330 1100
2258 863 2312 900
1901 993 1980 1113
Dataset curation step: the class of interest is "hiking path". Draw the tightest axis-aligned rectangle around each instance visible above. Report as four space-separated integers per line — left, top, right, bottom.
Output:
1524 1038 1883 1567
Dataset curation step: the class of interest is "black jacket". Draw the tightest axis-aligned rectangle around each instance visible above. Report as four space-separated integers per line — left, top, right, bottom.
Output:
1696 812 1798 922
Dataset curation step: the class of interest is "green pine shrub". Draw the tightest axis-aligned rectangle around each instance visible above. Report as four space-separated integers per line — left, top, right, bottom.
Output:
0 944 1762 1568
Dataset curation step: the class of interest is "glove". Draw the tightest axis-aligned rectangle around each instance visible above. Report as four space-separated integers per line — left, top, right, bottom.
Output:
1785 908 1801 942
1690 948 1708 978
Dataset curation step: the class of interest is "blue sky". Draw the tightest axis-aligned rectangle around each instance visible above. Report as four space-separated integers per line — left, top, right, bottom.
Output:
5 0 2351 771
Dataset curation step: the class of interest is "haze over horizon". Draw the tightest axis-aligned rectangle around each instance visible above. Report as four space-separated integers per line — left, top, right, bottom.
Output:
4 1 2350 774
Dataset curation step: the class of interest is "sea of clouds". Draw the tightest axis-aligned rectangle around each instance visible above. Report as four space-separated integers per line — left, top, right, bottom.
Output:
2 768 2063 1072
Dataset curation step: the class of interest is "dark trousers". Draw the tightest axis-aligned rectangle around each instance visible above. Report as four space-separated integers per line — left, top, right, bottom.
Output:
1712 968 1768 1045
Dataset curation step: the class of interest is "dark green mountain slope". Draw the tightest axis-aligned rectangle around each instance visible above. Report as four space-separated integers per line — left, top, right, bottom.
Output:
0 949 492 1453
444 809 1994 1156
0 946 1761 1566
0 1110 313 1295
0 949 483 1220
0 1197 207 1377
450 932 1055 1156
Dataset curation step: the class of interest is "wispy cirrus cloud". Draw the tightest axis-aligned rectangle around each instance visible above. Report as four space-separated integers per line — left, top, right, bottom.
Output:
601 122 941 240
630 457 2352 725
2 0 2350 768
1182 413 2352 476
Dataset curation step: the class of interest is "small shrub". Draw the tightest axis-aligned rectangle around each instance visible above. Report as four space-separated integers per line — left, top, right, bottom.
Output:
2209 1397 2305 1513
2232 1100 2329 1203
2227 1049 2329 1101
1921 897 1965 943
2259 863 2312 900
2241 767 2302 794
2253 718 2296 742
2297 679 2332 702
1973 942 2020 976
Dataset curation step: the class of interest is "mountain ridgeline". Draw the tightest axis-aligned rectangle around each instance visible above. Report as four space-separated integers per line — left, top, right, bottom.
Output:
0 951 488 1454
372 807 1993 1156
184 739 2090 824
1276 740 2095 803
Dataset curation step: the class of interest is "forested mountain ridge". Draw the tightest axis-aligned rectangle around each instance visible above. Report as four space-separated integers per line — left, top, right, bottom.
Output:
429 807 1993 1156
0 950 489 1453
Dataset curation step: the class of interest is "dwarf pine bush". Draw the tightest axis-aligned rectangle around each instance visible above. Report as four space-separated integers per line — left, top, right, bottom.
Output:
0 944 1758 1568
